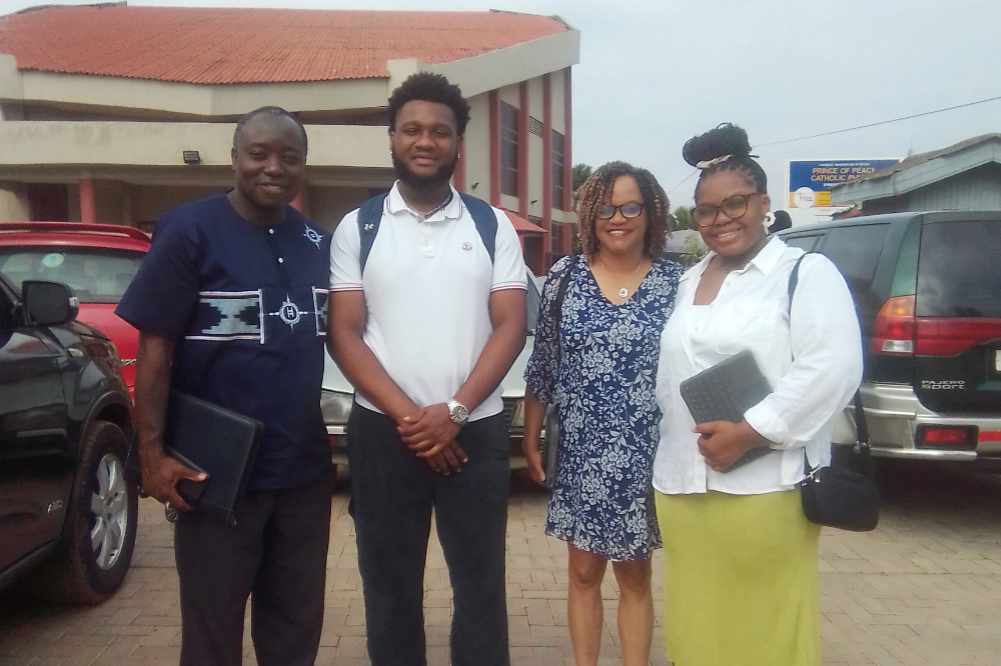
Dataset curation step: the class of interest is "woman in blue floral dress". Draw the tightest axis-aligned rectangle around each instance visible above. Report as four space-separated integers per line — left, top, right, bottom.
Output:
523 162 682 666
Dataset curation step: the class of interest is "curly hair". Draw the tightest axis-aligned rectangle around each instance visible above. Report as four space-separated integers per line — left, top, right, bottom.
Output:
575 161 670 258
682 122 767 196
387 72 471 136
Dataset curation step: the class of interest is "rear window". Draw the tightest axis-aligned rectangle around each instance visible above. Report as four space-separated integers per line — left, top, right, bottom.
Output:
782 234 821 251
918 220 1001 317
819 225 888 290
0 248 144 304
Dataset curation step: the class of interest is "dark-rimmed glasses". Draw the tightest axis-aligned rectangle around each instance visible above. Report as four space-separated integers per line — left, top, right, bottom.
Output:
692 193 764 228
596 202 644 220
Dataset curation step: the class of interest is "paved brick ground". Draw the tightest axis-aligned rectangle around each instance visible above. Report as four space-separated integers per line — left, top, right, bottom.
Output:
2 462 1000 665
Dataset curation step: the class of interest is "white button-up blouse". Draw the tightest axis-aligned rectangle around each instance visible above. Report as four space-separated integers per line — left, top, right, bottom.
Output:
653 236 863 495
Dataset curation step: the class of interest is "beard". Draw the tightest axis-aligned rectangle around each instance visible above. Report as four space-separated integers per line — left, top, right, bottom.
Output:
391 150 458 190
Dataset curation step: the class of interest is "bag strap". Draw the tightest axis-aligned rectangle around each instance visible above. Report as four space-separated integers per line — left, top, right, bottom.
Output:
459 193 498 264
358 191 498 274
357 193 388 275
550 257 575 356
786 252 871 471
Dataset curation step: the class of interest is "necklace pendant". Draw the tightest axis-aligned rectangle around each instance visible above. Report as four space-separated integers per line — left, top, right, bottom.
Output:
617 287 629 299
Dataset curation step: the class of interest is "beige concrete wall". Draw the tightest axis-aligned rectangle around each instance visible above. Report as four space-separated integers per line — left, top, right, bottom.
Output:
427 30 580 100
0 122 392 169
0 182 29 221
14 70 388 117
528 133 544 218
0 55 22 103
309 186 372 231
528 77 544 121
464 93 491 197
499 84 520 109
551 70 566 134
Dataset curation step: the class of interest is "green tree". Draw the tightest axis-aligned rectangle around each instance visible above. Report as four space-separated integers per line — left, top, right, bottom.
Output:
572 163 592 192
671 205 694 231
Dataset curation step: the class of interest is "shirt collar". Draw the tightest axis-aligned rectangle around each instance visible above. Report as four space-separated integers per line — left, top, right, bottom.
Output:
386 180 463 223
679 234 784 284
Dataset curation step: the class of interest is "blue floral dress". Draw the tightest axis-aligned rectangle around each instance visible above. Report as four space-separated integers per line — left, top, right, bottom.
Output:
525 255 682 560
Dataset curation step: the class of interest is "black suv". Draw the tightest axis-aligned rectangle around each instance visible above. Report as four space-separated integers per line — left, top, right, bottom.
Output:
779 211 1001 464
0 274 138 603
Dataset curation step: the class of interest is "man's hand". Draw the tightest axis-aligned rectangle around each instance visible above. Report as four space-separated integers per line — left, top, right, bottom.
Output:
424 441 470 475
140 448 208 512
694 420 768 472
398 403 461 458
522 434 546 485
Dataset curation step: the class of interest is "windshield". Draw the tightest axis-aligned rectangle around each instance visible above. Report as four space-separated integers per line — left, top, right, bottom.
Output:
0 247 144 304
918 220 1001 318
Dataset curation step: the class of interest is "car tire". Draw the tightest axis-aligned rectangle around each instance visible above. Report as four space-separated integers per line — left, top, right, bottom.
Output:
36 420 138 605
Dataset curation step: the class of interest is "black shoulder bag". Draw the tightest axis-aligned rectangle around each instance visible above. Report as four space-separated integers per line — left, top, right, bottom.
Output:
540 259 574 489
788 253 880 532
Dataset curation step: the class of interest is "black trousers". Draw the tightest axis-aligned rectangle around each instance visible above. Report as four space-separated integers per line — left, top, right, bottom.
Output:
347 405 511 666
174 476 333 666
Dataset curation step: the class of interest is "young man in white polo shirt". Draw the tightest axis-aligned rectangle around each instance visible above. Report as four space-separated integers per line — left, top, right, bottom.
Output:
328 73 526 666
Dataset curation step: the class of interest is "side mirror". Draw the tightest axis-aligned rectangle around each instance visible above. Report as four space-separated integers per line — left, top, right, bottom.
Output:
22 280 78 327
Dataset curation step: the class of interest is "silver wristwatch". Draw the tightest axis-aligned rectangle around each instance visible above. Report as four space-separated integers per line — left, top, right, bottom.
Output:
446 399 469 425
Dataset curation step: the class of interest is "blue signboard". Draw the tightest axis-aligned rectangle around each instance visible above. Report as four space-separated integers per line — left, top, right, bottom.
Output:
788 159 898 208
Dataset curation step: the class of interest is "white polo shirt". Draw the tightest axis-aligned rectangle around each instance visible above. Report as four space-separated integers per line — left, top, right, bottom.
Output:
329 182 527 421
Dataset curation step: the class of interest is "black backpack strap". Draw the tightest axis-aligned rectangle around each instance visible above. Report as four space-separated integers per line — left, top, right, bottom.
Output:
357 193 389 274
786 250 820 316
459 193 498 263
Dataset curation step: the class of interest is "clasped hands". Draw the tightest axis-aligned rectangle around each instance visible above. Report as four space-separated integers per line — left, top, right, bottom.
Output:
398 403 468 476
694 419 768 472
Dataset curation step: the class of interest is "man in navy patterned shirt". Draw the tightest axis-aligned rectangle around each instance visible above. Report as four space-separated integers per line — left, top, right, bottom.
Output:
117 107 332 666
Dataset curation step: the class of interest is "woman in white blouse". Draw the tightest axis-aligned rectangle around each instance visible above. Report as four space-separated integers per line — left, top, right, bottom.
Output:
653 124 863 666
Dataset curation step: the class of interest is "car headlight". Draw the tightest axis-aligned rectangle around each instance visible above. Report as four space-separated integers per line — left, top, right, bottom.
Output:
320 390 354 425
510 399 525 428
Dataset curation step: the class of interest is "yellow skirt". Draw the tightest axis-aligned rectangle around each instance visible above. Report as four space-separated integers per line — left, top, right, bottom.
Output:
655 490 820 666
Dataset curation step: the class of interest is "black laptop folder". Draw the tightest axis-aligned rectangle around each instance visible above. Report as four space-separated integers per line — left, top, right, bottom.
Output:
679 350 773 470
165 391 262 526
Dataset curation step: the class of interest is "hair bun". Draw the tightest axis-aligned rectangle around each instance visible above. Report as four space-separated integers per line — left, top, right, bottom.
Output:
682 123 753 167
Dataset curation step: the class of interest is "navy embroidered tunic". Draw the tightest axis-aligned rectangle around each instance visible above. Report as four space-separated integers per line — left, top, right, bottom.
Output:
116 194 332 490
525 255 682 560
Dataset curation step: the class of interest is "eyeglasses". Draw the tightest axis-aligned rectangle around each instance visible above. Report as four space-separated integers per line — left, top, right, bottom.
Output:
692 193 764 228
596 202 644 220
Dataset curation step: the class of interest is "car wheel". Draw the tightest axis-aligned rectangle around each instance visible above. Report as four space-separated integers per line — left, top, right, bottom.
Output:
37 420 138 604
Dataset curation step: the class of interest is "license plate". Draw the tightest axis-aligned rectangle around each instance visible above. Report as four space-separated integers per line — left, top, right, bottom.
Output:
996 350 1001 374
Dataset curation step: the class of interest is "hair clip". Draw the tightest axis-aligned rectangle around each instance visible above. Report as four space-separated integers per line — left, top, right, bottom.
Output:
695 154 733 170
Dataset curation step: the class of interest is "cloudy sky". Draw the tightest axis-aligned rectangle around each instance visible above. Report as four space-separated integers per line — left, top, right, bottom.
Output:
4 0 1000 217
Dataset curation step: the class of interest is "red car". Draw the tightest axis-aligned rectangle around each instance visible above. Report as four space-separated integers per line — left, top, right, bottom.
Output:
0 222 150 399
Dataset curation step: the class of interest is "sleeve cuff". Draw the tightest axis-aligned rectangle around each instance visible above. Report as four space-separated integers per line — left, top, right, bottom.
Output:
524 377 553 404
744 399 793 449
491 281 528 292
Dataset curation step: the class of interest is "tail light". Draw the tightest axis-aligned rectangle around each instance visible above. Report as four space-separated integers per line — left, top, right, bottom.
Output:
916 425 977 450
914 318 1001 356
875 296 1001 358
872 295 915 356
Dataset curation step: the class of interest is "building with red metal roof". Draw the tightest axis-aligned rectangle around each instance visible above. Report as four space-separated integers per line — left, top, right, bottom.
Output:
0 3 580 271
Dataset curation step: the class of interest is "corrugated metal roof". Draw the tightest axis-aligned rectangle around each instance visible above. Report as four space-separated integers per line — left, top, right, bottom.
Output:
0 5 569 84
839 133 1001 187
